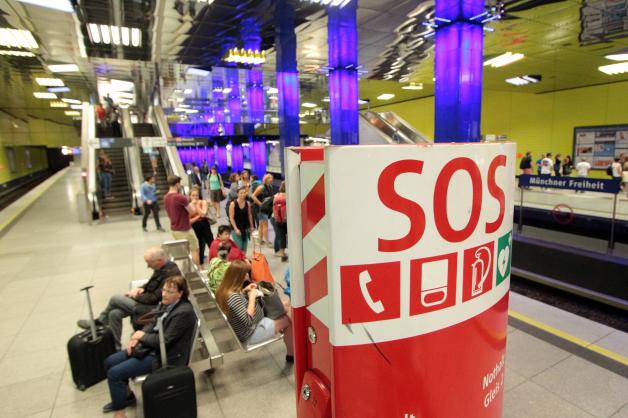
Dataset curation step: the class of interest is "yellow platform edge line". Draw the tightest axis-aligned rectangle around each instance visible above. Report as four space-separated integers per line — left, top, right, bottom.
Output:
0 168 69 233
509 309 628 366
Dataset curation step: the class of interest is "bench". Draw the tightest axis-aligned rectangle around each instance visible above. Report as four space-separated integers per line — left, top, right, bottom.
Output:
161 240 284 355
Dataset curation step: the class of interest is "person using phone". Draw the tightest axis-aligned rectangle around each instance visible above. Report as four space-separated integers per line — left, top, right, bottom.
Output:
215 261 293 362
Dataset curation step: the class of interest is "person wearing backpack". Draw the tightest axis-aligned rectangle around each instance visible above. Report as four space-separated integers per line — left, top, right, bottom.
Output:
271 182 288 261
252 174 276 247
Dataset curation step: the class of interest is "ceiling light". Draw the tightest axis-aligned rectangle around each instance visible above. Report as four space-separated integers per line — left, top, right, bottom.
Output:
224 48 266 66
321 97 330 102
36 78 64 87
302 102 317 108
401 83 423 90
484 52 525 68
605 48 628 61
184 89 193 94
300 0 352 8
505 75 540 86
61 98 81 104
178 104 191 108
49 101 68 108
131 28 141 47
598 62 628 75
222 87 232 94
70 104 83 109
187 67 210 77
65 111 80 116
87 24 141 47
120 27 130 46
0 28 38 49
33 92 57 99
17 0 73 12
377 93 395 100
0 50 35 57
358 99 370 105
48 86 70 93
47 64 79 72
110 27 120 45
267 87 278 94
185 109 199 114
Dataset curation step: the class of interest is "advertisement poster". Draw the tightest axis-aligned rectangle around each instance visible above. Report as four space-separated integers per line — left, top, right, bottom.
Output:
574 124 628 169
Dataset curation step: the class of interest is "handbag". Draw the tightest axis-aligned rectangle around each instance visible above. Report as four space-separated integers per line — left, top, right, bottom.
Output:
258 281 285 320
205 203 217 225
251 250 275 283
130 342 151 359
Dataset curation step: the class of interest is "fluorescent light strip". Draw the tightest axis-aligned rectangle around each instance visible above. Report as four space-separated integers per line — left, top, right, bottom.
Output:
302 102 317 108
0 50 35 57
61 98 81 104
377 93 395 100
599 62 628 75
401 83 423 90
47 64 79 72
33 92 57 99
505 77 529 86
87 24 141 47
484 52 525 68
300 0 352 7
49 101 68 108
0 28 38 49
186 67 210 77
65 111 80 116
48 86 71 93
70 104 82 109
605 53 628 61
36 77 64 86
17 0 73 12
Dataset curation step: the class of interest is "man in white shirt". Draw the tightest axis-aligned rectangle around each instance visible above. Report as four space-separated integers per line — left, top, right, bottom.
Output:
576 158 591 178
541 153 553 175
611 158 623 179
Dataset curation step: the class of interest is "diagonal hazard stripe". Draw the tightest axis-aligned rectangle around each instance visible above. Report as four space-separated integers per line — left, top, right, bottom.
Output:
304 256 328 306
301 175 325 238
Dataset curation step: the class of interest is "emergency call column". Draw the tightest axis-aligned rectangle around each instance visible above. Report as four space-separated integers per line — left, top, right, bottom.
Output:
288 143 516 418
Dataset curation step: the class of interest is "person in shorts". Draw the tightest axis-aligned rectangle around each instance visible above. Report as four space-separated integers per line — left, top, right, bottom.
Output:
164 176 200 267
207 166 224 219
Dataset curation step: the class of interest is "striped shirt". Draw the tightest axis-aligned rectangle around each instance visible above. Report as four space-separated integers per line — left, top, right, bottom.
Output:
226 293 264 343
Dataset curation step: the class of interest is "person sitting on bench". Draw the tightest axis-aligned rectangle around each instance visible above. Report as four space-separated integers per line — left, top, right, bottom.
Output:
77 247 181 350
207 241 231 292
103 276 196 417
216 260 294 362
209 225 247 261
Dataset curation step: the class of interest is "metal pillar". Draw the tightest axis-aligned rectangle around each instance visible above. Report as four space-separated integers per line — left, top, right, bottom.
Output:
434 0 485 143
275 0 301 173
328 0 359 145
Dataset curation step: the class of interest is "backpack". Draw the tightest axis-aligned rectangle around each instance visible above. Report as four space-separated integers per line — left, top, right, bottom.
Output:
606 165 613 176
273 194 287 223
260 196 274 217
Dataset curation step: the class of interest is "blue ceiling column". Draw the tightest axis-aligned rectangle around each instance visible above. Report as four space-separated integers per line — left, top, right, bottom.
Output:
275 0 300 173
243 18 265 127
434 0 485 143
328 0 359 146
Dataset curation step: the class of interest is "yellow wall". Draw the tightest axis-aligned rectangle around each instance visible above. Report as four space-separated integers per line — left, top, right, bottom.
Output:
371 80 628 177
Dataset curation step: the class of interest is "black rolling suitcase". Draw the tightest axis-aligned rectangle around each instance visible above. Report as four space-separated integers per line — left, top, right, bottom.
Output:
142 316 197 418
67 286 116 391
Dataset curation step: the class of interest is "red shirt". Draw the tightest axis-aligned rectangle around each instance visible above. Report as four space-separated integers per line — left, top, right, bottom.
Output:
209 239 246 261
164 192 191 231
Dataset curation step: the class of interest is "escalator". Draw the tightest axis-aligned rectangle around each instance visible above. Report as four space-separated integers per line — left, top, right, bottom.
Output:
98 148 132 214
359 111 431 145
133 123 157 137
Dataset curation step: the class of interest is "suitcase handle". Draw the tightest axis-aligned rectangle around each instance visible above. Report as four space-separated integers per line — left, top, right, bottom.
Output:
80 286 98 341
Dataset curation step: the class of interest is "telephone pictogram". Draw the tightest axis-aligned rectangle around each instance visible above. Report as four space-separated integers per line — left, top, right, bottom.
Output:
471 246 492 296
359 270 384 314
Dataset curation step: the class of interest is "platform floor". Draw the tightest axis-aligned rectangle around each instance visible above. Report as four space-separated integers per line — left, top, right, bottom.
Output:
0 165 626 418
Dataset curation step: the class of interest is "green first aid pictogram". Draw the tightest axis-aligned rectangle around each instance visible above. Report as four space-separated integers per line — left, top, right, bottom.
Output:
496 231 512 286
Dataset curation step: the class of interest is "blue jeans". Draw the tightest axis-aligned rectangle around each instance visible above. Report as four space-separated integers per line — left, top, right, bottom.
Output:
101 172 113 195
231 230 249 252
105 350 155 410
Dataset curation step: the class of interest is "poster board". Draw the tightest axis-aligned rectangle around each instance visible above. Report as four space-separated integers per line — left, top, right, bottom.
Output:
573 124 628 170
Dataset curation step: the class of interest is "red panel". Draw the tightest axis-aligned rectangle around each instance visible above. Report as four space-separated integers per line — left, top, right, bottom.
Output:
292 306 309 399
304 257 328 306
301 175 326 238
299 147 325 161
306 314 332 389
297 370 332 418
332 294 509 418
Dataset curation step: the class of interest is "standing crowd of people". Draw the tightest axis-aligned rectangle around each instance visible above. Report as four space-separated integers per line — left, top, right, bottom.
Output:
519 151 628 193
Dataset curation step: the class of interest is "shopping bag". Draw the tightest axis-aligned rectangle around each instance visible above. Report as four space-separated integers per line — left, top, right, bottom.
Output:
251 251 275 284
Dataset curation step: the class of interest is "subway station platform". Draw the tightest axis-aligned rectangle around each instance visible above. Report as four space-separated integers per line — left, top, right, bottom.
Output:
0 165 626 418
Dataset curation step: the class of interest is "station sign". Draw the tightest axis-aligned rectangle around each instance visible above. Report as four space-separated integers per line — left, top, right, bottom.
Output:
140 137 168 148
290 143 516 418
519 174 621 194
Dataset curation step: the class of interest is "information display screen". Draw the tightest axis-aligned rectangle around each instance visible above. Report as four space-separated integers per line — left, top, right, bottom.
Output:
573 124 628 170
